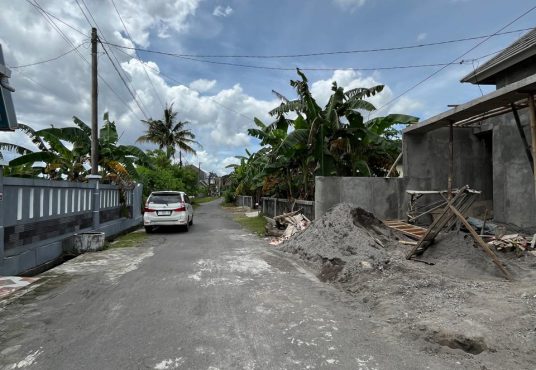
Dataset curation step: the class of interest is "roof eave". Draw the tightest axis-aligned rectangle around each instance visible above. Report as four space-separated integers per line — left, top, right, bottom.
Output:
404 72 536 134
460 46 536 84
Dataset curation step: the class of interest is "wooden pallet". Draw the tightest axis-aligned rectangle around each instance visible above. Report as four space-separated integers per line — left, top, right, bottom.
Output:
383 220 427 240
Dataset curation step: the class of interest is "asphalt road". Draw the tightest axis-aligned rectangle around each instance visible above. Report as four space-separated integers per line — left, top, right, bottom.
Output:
1 200 458 370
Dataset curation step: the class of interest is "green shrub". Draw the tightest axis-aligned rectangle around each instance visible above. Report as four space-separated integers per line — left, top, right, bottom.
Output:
223 190 236 204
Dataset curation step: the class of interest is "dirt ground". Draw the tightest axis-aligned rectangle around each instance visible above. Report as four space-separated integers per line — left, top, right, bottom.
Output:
277 204 536 370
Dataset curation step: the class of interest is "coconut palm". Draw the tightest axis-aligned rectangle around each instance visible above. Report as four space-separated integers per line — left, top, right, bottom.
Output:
136 103 198 165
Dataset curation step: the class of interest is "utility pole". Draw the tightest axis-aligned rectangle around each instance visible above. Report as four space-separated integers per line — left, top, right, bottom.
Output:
91 27 98 175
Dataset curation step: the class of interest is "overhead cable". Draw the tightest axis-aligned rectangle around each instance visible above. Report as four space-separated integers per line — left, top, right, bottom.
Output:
111 47 255 123
24 0 87 36
29 0 142 119
108 43 504 72
101 27 535 59
9 43 88 69
374 6 536 114
75 0 149 119
110 0 165 110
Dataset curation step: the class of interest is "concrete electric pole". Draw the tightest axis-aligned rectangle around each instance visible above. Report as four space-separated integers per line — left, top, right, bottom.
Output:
91 27 98 176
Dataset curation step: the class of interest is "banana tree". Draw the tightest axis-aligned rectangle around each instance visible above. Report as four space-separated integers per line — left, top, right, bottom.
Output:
2 113 150 184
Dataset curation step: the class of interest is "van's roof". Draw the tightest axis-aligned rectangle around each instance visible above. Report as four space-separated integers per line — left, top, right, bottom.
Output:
150 191 185 195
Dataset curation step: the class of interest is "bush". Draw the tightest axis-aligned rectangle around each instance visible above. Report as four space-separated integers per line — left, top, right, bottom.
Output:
223 190 236 204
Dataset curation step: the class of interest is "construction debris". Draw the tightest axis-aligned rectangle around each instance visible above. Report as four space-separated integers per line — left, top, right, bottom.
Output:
383 220 427 239
266 210 311 245
486 233 536 252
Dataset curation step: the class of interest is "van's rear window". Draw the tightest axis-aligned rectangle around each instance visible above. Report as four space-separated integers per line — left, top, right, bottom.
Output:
148 194 182 204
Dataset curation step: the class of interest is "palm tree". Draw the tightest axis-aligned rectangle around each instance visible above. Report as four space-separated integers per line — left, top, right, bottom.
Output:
136 103 198 166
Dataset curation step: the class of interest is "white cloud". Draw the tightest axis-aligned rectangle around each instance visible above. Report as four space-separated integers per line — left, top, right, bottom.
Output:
189 79 217 93
333 0 366 11
112 0 202 46
417 32 427 41
0 1 428 177
310 70 423 118
213 5 234 17
0 0 278 176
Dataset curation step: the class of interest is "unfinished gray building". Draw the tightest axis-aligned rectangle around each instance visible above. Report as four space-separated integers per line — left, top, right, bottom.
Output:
403 29 536 229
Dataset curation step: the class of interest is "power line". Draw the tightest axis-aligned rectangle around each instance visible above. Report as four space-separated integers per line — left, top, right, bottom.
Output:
75 0 150 119
73 0 94 31
108 43 504 72
101 27 534 59
29 0 142 119
374 5 536 114
110 0 165 110
9 42 88 69
112 46 255 123
24 0 86 37
100 39 149 119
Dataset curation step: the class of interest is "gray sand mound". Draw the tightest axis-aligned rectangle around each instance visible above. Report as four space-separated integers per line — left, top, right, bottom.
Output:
277 203 536 368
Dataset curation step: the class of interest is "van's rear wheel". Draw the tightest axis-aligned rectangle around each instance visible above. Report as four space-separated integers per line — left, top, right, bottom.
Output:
183 220 189 232
144 226 153 233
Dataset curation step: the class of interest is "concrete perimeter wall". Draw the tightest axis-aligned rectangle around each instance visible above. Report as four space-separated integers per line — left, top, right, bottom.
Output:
0 174 143 276
315 177 408 220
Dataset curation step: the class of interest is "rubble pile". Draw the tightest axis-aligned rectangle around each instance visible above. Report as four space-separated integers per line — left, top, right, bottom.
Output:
486 233 536 253
265 210 311 246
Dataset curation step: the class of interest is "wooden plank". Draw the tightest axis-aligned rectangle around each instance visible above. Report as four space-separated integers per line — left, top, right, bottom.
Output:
383 220 427 240
448 203 512 280
406 186 470 259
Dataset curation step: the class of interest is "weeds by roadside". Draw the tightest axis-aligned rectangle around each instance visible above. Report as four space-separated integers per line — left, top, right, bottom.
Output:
192 196 219 209
106 230 147 249
233 214 266 236
193 196 218 204
220 202 237 208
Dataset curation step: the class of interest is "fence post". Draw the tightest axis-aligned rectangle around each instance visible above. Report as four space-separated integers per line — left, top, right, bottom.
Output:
88 175 101 229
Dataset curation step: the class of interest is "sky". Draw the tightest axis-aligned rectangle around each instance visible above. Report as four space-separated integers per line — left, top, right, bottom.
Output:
0 0 535 175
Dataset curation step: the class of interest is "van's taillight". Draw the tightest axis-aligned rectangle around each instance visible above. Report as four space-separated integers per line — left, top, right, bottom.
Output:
144 207 156 212
174 203 186 212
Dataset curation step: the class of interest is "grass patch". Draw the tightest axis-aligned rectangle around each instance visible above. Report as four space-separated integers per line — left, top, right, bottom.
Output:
193 196 218 204
192 196 219 209
107 230 147 249
233 214 266 236
220 202 237 208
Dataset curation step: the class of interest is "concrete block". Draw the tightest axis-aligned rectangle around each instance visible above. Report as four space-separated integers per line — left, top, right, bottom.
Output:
72 232 105 254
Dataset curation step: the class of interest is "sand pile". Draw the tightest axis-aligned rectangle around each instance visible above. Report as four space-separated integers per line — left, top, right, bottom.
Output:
277 203 536 368
279 203 429 285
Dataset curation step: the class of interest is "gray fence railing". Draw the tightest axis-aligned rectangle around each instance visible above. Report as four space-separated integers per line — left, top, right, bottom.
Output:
236 195 254 209
0 173 143 276
261 197 315 220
